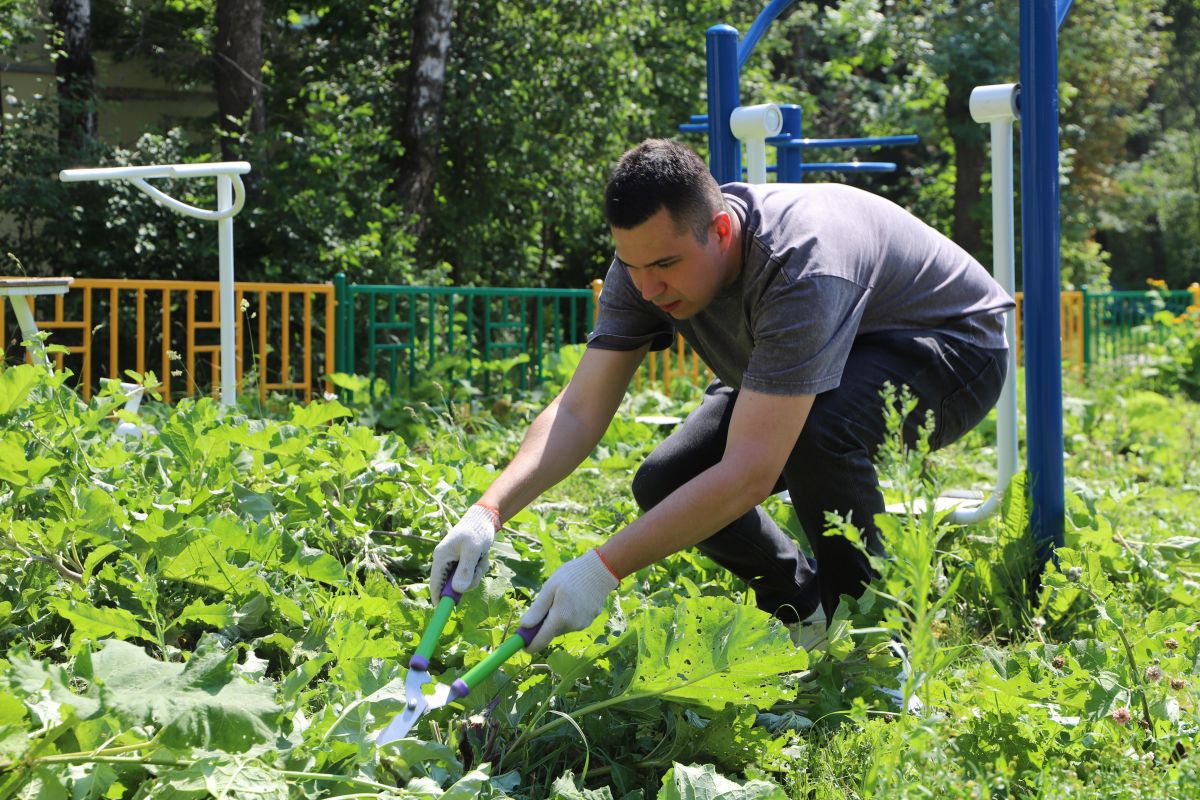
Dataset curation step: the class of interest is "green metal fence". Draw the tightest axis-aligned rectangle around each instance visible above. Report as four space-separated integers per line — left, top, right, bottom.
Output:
333 274 597 396
1082 290 1196 369
329 277 1199 397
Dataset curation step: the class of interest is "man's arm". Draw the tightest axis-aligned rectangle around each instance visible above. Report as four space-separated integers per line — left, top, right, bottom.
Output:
597 389 815 577
480 345 649 523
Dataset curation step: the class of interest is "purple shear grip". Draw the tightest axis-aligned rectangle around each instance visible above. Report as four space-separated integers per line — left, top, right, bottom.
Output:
409 654 430 672
441 581 463 603
516 621 543 648
449 678 470 702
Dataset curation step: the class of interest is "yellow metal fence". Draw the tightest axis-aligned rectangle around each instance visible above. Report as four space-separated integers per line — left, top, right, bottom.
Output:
627 290 1087 396
0 278 335 403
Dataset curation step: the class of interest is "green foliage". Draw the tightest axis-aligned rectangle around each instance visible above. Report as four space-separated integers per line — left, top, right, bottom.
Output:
5 0 1182 292
3 346 1200 795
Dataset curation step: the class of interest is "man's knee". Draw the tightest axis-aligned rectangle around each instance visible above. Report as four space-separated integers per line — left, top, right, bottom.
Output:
631 456 676 511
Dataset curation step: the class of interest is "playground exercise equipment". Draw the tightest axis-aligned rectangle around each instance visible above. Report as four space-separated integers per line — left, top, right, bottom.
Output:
680 0 1072 549
112 380 151 440
678 6 919 185
58 162 251 408
0 277 74 367
1022 0 1072 557
941 83 1022 525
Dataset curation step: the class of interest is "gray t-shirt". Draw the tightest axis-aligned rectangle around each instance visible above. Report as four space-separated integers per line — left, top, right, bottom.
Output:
588 182 1014 395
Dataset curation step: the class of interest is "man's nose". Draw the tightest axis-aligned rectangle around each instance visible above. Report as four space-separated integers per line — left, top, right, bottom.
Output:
636 272 665 301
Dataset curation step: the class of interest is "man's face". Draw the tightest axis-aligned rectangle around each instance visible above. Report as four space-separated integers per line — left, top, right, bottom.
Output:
611 206 737 319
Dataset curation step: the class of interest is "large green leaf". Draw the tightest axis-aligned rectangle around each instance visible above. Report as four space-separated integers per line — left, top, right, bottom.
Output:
161 535 260 594
0 433 56 486
134 757 289 800
550 771 615 800
289 399 352 428
624 597 805 710
280 534 346 585
0 363 39 415
173 600 236 630
49 599 153 643
82 636 282 752
0 692 30 761
657 763 787 800
5 650 101 722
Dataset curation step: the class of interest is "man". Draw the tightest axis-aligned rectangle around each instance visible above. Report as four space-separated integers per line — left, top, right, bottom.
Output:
430 139 1013 652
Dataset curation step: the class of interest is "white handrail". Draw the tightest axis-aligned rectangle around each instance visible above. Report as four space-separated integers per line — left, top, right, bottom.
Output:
948 84 1021 525
57 161 252 407
59 161 251 181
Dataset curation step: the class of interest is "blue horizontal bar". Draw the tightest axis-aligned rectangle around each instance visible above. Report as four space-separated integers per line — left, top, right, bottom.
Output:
800 162 897 172
690 114 709 123
679 123 709 134
776 134 919 150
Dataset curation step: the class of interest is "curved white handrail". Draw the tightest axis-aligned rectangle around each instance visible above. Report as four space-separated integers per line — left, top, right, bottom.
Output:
128 175 246 221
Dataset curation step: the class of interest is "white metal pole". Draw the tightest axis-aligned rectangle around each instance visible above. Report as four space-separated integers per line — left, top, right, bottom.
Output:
991 115 1020 499
216 174 237 407
950 84 1020 525
9 297 49 368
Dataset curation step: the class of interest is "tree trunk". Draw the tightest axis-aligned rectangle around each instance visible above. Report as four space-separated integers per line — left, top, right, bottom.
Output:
945 76 985 260
50 0 97 154
391 0 454 241
214 0 265 162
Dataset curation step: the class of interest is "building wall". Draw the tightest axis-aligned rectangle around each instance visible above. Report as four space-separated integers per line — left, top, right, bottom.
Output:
1 38 214 249
1 39 213 145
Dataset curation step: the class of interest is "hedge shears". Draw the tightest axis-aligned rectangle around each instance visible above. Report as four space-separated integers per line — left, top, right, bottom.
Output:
377 570 542 745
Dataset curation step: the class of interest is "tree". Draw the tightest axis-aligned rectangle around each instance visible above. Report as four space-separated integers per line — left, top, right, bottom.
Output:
49 0 97 153
389 0 453 243
214 0 266 162
925 1 1017 261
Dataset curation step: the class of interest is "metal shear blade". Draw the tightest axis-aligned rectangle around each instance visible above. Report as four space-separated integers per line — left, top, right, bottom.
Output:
377 676 456 745
377 667 432 745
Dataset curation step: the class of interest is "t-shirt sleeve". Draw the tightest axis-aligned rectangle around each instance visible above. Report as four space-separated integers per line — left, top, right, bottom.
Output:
742 273 869 395
587 259 675 352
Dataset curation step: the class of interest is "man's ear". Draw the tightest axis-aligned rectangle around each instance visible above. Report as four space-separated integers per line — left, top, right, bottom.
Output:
713 210 732 242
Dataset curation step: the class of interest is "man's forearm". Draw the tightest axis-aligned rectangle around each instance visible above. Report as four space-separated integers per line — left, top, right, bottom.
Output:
480 394 607 523
597 457 768 578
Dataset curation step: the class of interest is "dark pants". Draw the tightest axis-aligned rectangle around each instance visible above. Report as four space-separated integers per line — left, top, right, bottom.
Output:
630 330 1007 623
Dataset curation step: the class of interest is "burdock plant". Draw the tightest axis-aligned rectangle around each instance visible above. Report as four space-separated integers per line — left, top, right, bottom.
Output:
825 382 964 716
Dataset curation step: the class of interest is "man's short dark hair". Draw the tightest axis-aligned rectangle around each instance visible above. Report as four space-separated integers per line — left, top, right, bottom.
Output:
605 139 727 242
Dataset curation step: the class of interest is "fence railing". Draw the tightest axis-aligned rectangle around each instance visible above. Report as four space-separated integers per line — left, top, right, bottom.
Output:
6 277 1196 405
635 290 1095 396
1 278 335 403
333 275 600 396
1081 289 1196 368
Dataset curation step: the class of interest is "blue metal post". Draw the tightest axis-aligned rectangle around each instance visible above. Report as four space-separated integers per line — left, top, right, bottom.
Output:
706 25 741 185
1020 0 1065 560
776 105 803 183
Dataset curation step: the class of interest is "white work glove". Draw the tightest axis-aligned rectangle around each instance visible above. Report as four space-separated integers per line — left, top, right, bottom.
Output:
520 549 620 651
429 504 501 600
